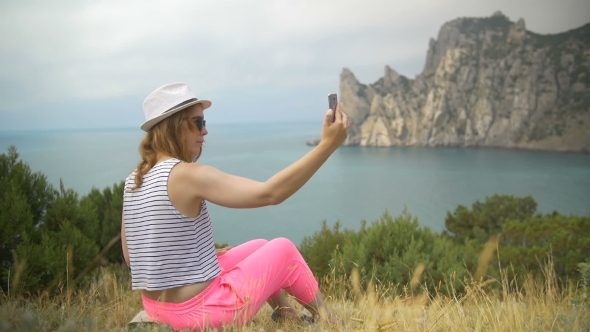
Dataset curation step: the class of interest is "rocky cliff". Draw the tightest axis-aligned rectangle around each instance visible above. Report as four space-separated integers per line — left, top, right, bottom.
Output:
337 12 590 152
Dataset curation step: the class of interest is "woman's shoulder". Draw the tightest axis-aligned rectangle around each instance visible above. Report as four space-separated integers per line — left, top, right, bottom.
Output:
172 160 209 172
169 161 218 186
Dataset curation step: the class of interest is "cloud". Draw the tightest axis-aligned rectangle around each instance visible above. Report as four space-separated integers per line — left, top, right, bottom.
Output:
0 0 589 129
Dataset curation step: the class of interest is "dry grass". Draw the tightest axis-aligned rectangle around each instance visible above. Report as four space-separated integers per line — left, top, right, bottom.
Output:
1 250 589 332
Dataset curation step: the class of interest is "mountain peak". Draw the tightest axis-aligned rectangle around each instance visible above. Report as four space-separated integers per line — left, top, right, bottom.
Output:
337 14 590 152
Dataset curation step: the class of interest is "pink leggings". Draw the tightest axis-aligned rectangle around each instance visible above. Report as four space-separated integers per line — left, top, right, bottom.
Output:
141 238 319 331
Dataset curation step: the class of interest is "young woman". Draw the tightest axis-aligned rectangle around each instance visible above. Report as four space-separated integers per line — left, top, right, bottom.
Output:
121 82 349 331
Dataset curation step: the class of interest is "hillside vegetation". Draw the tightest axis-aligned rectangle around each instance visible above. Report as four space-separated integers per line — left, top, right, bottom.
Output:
1 146 589 331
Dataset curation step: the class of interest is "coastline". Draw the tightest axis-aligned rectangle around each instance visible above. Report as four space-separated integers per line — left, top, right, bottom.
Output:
305 137 590 155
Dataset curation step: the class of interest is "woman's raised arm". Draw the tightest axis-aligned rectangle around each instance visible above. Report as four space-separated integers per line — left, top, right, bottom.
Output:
183 107 349 209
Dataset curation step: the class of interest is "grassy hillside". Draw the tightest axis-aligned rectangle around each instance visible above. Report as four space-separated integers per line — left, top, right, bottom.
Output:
1 257 588 331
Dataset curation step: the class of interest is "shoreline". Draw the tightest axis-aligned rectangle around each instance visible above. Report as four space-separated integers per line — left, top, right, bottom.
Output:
305 138 590 155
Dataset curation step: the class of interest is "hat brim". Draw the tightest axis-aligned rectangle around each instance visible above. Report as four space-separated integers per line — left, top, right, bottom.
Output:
140 99 212 132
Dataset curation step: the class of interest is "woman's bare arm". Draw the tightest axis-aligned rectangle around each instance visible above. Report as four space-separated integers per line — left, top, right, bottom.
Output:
183 108 348 209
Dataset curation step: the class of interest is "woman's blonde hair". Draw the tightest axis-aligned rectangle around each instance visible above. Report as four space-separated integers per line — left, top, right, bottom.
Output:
129 107 200 191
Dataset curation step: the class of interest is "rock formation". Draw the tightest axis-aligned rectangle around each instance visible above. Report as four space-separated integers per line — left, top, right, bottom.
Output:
337 12 590 152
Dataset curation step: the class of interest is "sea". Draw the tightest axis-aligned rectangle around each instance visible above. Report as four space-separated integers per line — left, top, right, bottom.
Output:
1 121 589 247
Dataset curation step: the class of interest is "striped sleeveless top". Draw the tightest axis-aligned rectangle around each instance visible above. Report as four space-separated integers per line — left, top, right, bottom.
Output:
122 158 221 291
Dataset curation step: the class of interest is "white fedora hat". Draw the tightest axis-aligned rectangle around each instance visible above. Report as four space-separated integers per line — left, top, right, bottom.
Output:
141 82 212 132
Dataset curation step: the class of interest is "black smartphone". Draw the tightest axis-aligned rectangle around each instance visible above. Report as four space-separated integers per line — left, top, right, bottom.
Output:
328 93 338 123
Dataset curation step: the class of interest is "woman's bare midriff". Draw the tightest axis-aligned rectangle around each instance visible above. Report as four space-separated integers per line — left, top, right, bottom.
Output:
142 278 215 303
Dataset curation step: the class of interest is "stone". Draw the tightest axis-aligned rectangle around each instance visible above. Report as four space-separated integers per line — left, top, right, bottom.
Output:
336 13 590 153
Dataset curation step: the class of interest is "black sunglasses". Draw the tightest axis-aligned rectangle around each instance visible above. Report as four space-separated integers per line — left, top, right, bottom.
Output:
193 116 206 131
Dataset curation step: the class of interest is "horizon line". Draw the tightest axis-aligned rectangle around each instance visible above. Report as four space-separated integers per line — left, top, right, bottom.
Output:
0 119 319 134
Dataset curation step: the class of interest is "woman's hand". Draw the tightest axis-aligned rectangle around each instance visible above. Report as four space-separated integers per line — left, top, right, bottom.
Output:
216 247 231 256
321 103 349 149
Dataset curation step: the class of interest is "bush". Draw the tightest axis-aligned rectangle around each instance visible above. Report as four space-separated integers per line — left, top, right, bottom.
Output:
80 181 125 264
500 211 590 284
0 147 125 295
443 194 538 244
0 147 54 271
299 220 351 282
4 171 105 294
301 197 589 298
13 220 99 295
300 209 480 297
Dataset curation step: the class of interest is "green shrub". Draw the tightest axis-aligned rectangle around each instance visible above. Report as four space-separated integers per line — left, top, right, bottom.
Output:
299 220 351 282
0 147 125 295
80 182 125 264
443 194 538 244
13 220 99 295
500 212 590 284
300 209 480 297
0 147 54 271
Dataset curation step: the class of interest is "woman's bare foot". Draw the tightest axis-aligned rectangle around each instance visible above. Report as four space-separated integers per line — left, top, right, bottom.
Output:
304 291 343 326
267 293 305 321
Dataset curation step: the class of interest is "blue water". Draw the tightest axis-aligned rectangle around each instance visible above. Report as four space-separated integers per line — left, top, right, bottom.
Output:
1 122 589 246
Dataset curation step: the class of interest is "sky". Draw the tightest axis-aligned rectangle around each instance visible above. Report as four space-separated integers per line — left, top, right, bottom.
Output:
1 0 589 131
